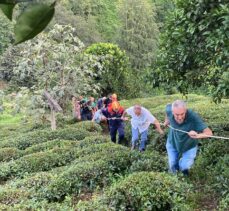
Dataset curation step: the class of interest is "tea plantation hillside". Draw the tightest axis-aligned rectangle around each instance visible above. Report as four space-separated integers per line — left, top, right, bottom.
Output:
0 94 229 210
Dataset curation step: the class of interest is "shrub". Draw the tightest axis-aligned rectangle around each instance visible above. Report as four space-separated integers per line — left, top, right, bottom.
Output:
0 187 29 206
0 140 115 181
85 43 134 98
129 150 167 173
70 121 103 133
218 194 229 211
193 140 229 179
0 128 92 150
77 172 192 211
42 145 133 201
4 197 75 211
0 148 22 162
24 140 78 155
211 155 229 197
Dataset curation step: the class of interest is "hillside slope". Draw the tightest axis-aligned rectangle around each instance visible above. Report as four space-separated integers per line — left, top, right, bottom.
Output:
0 94 228 210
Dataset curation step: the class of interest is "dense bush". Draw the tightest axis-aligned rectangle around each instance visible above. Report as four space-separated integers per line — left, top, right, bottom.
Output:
77 172 192 211
0 128 92 150
129 150 167 173
193 140 229 179
0 147 22 162
68 121 103 133
218 194 229 211
3 197 74 211
85 42 136 98
42 145 134 201
23 140 78 155
0 139 111 181
0 187 29 206
211 155 229 197
0 172 57 206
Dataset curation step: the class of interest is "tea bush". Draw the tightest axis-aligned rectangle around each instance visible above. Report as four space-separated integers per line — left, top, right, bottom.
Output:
42 145 134 201
211 155 229 197
0 128 92 150
23 140 78 155
71 121 103 133
129 150 167 173
0 140 112 181
77 172 192 211
0 147 22 162
193 140 229 179
218 194 229 211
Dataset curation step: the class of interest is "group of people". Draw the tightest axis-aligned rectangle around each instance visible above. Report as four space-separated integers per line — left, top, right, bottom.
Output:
73 94 213 176
71 94 118 121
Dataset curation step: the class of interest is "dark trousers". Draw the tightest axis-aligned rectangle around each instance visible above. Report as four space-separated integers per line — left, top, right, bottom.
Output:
81 111 92 121
109 124 125 144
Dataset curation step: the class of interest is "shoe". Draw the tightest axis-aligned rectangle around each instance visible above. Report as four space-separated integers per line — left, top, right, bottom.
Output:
182 169 189 176
131 145 135 150
139 148 145 153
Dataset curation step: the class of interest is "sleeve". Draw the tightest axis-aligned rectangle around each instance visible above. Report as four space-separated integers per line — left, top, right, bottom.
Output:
126 107 134 116
193 111 208 132
166 104 172 116
143 108 156 124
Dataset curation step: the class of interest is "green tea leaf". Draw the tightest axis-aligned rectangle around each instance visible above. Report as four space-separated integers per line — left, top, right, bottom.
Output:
14 3 55 44
0 4 15 20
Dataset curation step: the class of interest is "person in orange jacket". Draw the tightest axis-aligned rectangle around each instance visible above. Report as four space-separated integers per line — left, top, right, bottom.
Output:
102 101 126 144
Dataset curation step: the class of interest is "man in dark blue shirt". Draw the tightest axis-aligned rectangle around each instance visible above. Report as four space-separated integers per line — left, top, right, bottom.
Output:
164 100 213 175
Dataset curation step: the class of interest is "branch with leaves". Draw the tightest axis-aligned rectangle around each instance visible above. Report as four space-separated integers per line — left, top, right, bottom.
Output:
0 0 55 44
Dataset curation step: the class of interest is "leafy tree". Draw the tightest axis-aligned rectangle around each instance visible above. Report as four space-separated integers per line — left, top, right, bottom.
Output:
154 0 229 101
85 43 137 98
2 24 101 112
56 1 103 45
65 0 119 44
116 0 159 72
151 0 174 27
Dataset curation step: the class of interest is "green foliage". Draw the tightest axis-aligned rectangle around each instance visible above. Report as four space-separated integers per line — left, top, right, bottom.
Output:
218 194 229 211
129 150 167 173
0 4 15 21
14 3 55 44
0 1 56 44
0 147 21 162
85 42 135 98
0 94 229 210
211 155 229 197
0 13 13 55
155 0 229 101
194 140 229 179
0 127 92 149
68 121 103 133
117 0 159 71
77 172 192 211
0 138 111 181
0 24 104 123
42 144 133 201
213 71 229 102
23 139 77 155
66 0 119 42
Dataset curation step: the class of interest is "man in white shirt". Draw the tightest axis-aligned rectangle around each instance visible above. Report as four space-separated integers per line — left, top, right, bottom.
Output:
122 105 164 152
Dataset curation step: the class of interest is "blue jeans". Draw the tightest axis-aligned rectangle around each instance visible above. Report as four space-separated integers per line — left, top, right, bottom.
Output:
132 128 148 151
166 140 197 173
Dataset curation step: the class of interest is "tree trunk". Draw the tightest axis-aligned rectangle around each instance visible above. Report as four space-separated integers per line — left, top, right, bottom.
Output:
51 109 56 131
